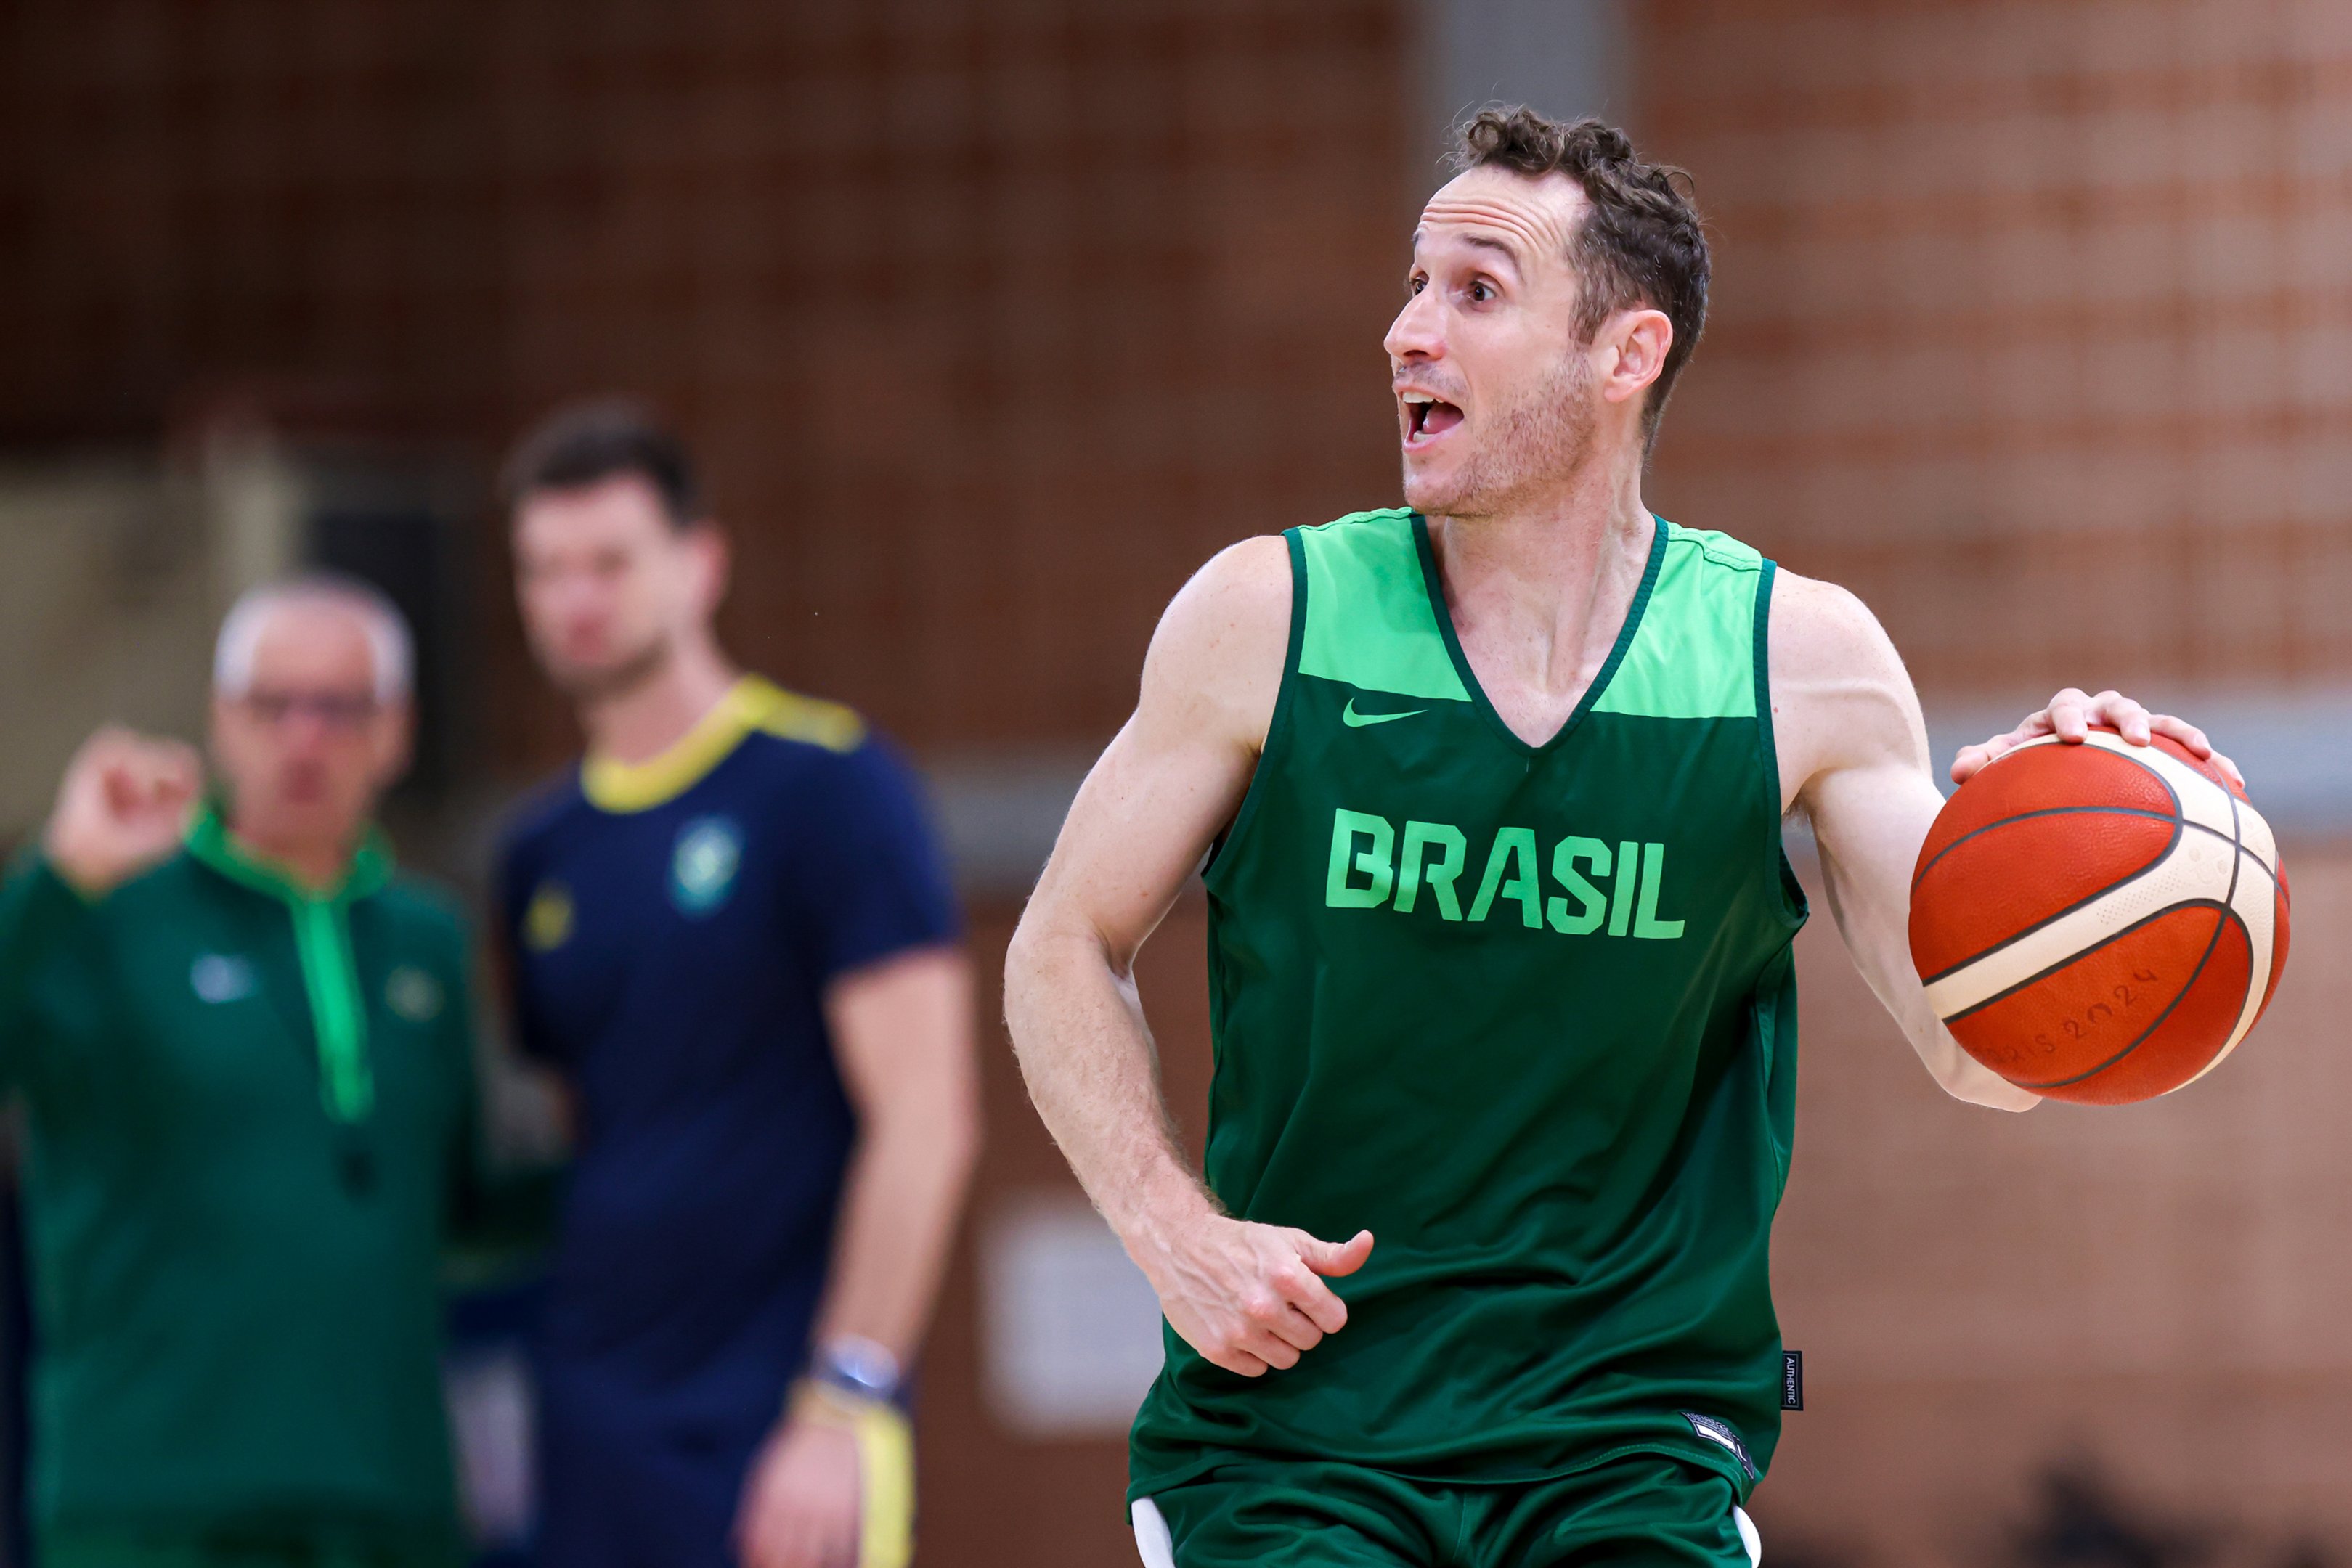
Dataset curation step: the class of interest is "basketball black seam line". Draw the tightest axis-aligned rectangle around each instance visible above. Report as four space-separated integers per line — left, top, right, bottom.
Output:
2224 784 2243 912
2182 818 2275 883
2093 738 2277 881
1940 897 2234 1024
1934 808 2276 1039
1913 810 2278 917
2013 903 2246 1091
1916 812 2181 987
2176 748 2279 883
2212 772 2272 1048
1912 745 2273 986
1911 805 2179 891
1932 742 2271 1087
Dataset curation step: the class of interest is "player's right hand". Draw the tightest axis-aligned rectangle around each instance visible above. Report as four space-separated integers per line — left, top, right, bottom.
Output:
1142 1215 1372 1377
44 727 203 898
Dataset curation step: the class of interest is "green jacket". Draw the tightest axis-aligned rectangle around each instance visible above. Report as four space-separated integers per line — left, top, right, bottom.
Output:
0 810 481 1542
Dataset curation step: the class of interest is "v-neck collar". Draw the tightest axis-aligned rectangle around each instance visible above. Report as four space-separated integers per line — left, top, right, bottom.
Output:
1410 510 1667 757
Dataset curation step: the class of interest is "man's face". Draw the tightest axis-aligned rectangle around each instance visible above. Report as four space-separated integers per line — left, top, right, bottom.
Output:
511 475 723 701
1384 167 1602 518
210 602 410 851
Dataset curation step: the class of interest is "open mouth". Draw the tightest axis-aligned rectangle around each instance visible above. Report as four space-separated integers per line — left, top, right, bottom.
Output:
1401 391 1464 445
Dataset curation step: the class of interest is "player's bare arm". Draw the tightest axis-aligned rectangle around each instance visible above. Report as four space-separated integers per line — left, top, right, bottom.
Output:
810 947 979 1362
738 946 979 1568
1004 536 1373 1379
1770 573 2237 1111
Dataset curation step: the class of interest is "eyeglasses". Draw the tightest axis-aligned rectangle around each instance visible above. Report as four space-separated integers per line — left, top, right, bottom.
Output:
237 689 383 729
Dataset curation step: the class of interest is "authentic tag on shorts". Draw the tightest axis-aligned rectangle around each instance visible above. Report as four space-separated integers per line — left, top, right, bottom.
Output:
1781 1351 1804 1410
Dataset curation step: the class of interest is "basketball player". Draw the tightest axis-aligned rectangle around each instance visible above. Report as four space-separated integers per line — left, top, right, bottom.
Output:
1004 110 2236 1567
494 404 977 1568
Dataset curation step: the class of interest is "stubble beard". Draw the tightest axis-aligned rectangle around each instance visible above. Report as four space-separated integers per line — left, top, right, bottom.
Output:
554 631 674 708
1402 350 1598 522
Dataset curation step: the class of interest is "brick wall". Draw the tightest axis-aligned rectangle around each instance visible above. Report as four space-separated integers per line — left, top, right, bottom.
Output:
1640 0 2352 695
1758 850 2352 1563
1635 4 2352 1553
0 0 1414 765
0 8 1418 1564
10 4 2342 1563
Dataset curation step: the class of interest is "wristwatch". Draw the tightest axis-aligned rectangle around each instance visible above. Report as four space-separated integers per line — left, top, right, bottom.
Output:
810 1334 903 1405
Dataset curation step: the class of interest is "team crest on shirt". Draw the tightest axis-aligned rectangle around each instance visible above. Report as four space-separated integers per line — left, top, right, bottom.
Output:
524 881 575 952
386 965 445 1023
670 816 744 917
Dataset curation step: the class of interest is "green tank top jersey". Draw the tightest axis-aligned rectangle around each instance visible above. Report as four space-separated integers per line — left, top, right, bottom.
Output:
1129 509 1810 1504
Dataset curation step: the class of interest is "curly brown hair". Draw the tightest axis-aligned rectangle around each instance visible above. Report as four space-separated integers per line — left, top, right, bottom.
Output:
1449 107 1709 453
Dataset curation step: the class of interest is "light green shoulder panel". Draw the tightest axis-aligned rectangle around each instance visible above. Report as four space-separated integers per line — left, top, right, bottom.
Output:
1592 520 1765 719
1293 510 1472 701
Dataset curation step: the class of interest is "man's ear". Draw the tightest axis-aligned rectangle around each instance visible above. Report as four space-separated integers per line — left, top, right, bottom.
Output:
1600 308 1674 407
373 698 416 789
685 522 731 616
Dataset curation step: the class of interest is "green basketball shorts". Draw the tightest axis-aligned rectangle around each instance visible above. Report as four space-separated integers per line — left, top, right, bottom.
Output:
1131 1453 1762 1568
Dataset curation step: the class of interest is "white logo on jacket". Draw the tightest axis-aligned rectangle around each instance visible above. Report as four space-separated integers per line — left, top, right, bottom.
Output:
190 953 258 1004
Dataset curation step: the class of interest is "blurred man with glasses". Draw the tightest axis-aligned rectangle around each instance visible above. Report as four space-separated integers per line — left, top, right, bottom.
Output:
0 576 492 1568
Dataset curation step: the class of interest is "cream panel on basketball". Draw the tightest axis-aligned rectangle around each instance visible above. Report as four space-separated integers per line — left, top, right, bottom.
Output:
2184 748 2282 1085
1921 733 2281 1092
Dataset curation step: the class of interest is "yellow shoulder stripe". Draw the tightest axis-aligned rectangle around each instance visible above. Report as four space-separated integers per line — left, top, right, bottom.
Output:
580 675 863 814
751 685 866 754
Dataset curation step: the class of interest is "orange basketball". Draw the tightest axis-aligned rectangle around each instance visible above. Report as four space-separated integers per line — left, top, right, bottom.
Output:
1908 728 2290 1103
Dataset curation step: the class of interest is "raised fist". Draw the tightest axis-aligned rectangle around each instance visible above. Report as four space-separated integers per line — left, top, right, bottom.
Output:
43 727 203 897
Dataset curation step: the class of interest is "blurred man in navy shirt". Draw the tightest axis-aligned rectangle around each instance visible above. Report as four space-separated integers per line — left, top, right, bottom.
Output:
494 402 979 1568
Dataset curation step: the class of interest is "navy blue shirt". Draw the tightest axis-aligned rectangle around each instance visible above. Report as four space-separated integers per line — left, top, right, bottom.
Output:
494 678 959 1442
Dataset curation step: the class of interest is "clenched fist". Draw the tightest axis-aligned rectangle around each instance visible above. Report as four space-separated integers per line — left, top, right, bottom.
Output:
44 727 203 897
1135 1214 1374 1377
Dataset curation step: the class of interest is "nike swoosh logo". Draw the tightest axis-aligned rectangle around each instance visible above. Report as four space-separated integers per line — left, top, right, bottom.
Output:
1343 698 1428 727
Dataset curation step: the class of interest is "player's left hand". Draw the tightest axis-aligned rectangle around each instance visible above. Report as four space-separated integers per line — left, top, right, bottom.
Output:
734 1410 861 1568
1951 688 2242 789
